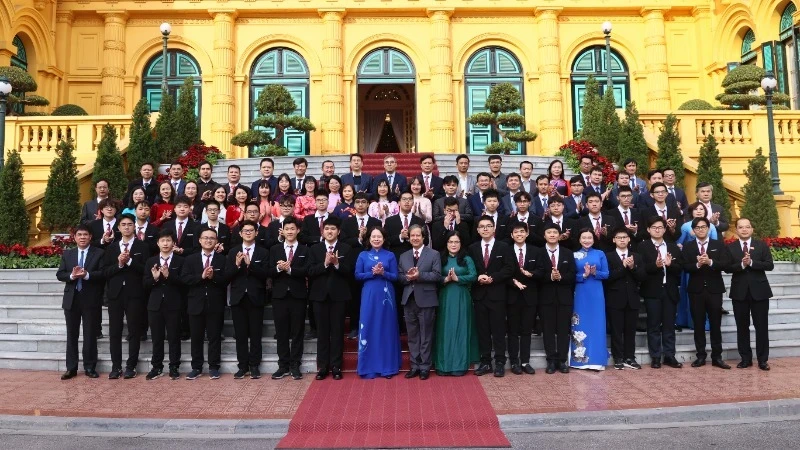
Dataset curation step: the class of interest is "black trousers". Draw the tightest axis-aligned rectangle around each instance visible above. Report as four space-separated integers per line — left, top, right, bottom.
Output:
689 290 723 359
180 294 190 337
149 307 181 369
473 300 506 365
608 305 639 360
348 281 363 332
644 290 678 360
507 301 537 364
231 294 264 370
64 290 98 372
108 294 144 370
189 307 224 371
540 302 572 363
314 298 347 370
273 296 306 368
732 292 770 364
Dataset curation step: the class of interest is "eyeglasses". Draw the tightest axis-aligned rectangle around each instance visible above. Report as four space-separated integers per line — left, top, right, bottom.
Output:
477 224 495 229
199 236 217 241
652 190 667 195
693 225 709 230
241 229 256 233
649 226 665 231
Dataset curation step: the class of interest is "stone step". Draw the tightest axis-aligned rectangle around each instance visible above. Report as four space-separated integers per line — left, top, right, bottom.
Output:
0 280 65 294
0 317 289 337
0 269 60 281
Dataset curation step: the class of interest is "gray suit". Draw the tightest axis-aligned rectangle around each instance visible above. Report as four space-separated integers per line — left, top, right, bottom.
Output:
398 247 441 371
455 174 476 197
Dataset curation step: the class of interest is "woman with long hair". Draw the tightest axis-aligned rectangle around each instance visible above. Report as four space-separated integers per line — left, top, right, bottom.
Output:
547 159 570 197
202 185 229 224
409 177 432 224
333 184 356 219
150 181 176 227
255 180 273 227
327 175 343 213
368 179 399 225
272 173 294 218
183 180 204 221
226 185 252 228
122 186 146 217
294 176 318 220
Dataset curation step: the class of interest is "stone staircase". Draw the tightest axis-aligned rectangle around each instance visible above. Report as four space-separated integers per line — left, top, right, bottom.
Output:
1 263 798 373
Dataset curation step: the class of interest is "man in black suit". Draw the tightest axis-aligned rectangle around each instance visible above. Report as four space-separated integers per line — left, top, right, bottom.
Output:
605 172 640 210
133 201 160 256
307 216 353 381
225 221 269 380
481 189 510 244
265 197 295 249
506 222 542 375
682 217 732 369
635 170 680 212
197 161 221 201
161 196 200 340
340 153 374 194
386 191 426 258
230 202 270 250
606 186 644 247
537 223 576 374
605 228 646 370
508 191 546 248
577 192 617 252
432 175 474 224
300 190 331 246
468 215 516 377
143 229 185 380
639 216 684 369
249 157 278 195
530 175 552 219
80 179 110 225
501 173 523 215
642 182 682 242
564 176 587 220
414 154 444 200
467 173 507 218
56 225 105 380
268 217 309 380
726 217 774 370
694 182 730 234
430 196 472 252
585 165 609 198
197 200 230 254
371 155 408 198
543 196 577 251
221 164 243 199
290 157 309 194
663 168 688 214
181 228 228 380
125 162 159 205
102 214 149 379
90 198 122 249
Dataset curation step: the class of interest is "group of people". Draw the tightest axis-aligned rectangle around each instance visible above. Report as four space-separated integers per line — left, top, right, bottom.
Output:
58 152 774 382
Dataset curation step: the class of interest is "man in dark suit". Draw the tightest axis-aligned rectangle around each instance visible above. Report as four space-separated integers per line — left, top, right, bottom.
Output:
197 200 230 254
290 157 309 194
642 182 683 242
508 191 546 248
143 229 185 380
682 217 732 369
398 225 441 380
413 154 444 200
300 190 331 246
80 179 110 225
537 223 576 374
307 216 353 381
543 196 577 250
133 201 160 255
265 197 295 249
197 161 221 201
56 225 105 380
606 186 644 247
102 214 149 379
166 162 187 196
606 172 640 210
432 175 474 224
605 228 646 370
90 198 122 249
663 168 688 213
225 221 269 380
125 162 159 205
431 196 472 252
506 222 542 375
639 216 684 369
371 155 408 198
726 217 774 370
468 215 516 377
180 228 228 380
694 182 730 234
221 164 243 199
621 158 648 194
480 189 509 244
340 153 374 194
386 191 426 258
530 175 552 219
268 217 309 380
161 196 200 340
577 192 617 252
585 165 608 197
249 158 278 195
501 173 523 215
635 169 679 211
564 176 587 220
467 173 507 218
230 203 270 250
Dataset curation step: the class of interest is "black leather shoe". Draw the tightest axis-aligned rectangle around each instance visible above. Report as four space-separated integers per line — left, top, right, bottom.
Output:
332 367 343 380
316 368 330 380
663 357 683 368
522 364 535 375
737 360 753 369
84 369 99 378
558 363 570 374
108 368 122 379
250 367 261 379
124 368 137 379
474 364 492 376
405 369 420 379
61 370 77 380
545 362 556 374
419 370 430 380
510 364 523 375
759 362 771 371
712 359 731 369
691 358 706 368
494 365 505 377
650 360 662 369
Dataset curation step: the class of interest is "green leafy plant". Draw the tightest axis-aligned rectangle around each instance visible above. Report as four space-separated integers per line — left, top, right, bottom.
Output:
696 134 731 221
0 66 50 114
41 139 81 233
716 65 790 109
51 104 88 116
465 82 537 154
93 124 128 200
174 77 201 155
153 92 181 163
616 101 648 176
0 150 30 246
655 114 685 188
578 76 620 162
677 99 714 110
126 97 157 180
740 148 780 238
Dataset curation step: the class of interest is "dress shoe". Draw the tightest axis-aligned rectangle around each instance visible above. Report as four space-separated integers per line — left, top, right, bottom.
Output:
691 358 706 368
234 369 248 379
494 365 505 377
474 364 492 376
405 368 420 379
146 368 163 380
712 359 731 370
108 368 122 379
61 370 77 380
250 367 261 379
522 364 535 375
737 360 753 369
613 359 624 370
663 357 683 368
84 369 99 378
180 333 190 341
186 369 203 380
124 368 137 379
290 367 303 380
168 367 180 380
419 370 430 380
623 359 642 370
675 325 683 332
759 362 771 371
650 360 662 369
332 367 343 380
510 364 523 375
97 333 105 340
545 362 557 374
316 368 330 380
558 363 570 374
272 367 290 379
347 329 358 340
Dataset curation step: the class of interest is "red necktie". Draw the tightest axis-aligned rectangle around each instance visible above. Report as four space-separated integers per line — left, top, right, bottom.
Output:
177 222 184 242
329 245 334 253
518 248 524 268
743 241 749 254
122 242 129 253
414 249 420 266
360 217 365 228
161 256 169 269
449 220 455 231
424 176 430 191
287 245 294 263
483 243 490 268
620 252 626 262
554 220 561 232
661 209 667 221
699 242 706 255
137 227 144 241
549 249 557 268
204 254 211 269
319 216 324 235
403 215 409 229
106 223 111 233
594 217 601 236
623 210 629 225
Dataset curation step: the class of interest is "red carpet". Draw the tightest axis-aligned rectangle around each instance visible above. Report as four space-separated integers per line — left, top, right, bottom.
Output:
277 374 510 449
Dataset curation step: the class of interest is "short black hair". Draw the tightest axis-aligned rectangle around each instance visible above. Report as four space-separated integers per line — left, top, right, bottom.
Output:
584 191 602 202
617 185 633 194
240 220 258 231
535 174 549 183
510 222 529 233
649 182 667 194
282 216 299 228
514 191 532 203
488 155 502 162
542 222 561 233
506 172 521 182
622 158 637 167
482 188 500 201
443 175 459 185
260 157 274 167
74 224 92 235
174 195 192 207
323 215 342 229
443 196 459 207
118 213 135 223
476 172 491 181
647 169 663 180
590 165 604 175
353 192 370 202
420 154 435 164
228 164 241 172
692 217 710 229
647 215 666 228
157 228 176 241
569 175 585 187
456 154 470 163
293 157 308 166
477 215 495 226
548 195 564 205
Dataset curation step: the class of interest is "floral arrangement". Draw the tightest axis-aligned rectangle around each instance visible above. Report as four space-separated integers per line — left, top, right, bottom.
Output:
556 139 618 184
724 237 800 263
0 235 76 269
157 144 226 184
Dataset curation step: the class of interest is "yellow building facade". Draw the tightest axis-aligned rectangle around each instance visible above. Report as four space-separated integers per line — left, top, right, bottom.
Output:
3 0 796 158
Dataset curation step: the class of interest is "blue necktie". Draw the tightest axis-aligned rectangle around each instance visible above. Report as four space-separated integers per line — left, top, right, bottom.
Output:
77 250 84 292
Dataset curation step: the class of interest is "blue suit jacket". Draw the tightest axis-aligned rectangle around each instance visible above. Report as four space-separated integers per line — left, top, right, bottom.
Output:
340 172 374 194
629 177 647 194
563 194 587 220
530 195 550 218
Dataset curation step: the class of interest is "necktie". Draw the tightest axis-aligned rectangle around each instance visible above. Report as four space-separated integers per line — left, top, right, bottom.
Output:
122 242 129 253
549 249 557 268
287 245 294 263
623 210 629 225
542 198 547 209
143 181 148 189
106 223 111 233
297 179 302 191
76 250 84 291
204 253 211 269
360 217 365 228
173 182 179 192
161 256 169 270
585 176 590 187
630 179 635 189
414 249 420 266
388 175 394 188
483 243 490 268
403 215 409 229
424 176 430 191
518 248 524 268
705 204 712 219
319 216 324 235
177 221 184 242
137 226 144 241
669 187 675 196
743 241 749 254
449 219 454 231
576 197 583 211
245 247 251 261
555 220 561 232
699 242 706 255
660 209 667 221
594 217 601 236
620 252 626 262
329 245 334 253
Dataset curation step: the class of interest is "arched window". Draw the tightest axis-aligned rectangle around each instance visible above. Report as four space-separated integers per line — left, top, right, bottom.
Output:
464 47 525 154
570 46 630 134
142 50 202 118
250 48 310 156
357 48 415 83
741 29 757 64
778 3 798 107
10 35 28 114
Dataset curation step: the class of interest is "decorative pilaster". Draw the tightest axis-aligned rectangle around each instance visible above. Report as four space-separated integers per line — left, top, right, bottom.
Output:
319 9 345 155
210 9 237 156
55 11 74 107
535 7 564 154
642 7 672 110
427 8 455 154
99 11 128 115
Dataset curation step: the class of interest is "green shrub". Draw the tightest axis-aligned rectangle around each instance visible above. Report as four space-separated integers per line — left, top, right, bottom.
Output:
655 114 685 188
41 139 81 233
677 99 714 110
0 150 30 246
126 97 157 180
51 104 89 116
696 134 731 221
93 124 128 200
616 101 648 176
740 148 780 238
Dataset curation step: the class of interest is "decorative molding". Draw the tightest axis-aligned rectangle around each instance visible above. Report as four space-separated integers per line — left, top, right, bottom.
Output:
452 16 534 24
344 16 427 24
558 16 642 23
236 17 319 24
127 18 212 26
73 18 104 26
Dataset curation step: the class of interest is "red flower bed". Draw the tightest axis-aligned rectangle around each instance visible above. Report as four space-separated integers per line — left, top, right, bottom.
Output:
178 144 224 170
558 140 618 184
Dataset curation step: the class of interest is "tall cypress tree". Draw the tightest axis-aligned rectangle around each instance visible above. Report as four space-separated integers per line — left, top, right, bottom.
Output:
0 150 30 246
740 148 779 238
93 124 128 200
616 101 647 176
595 88 621 162
153 92 180 163
174 77 201 153
578 76 602 144
696 134 731 219
126 97 156 180
41 139 81 233
655 114 685 188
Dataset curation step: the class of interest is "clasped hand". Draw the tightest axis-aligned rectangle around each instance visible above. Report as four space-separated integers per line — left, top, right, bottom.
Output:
371 262 384 275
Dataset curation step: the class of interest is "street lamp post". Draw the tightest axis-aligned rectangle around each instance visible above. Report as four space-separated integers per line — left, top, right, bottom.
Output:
601 21 614 93
761 71 784 195
0 76 12 171
160 22 171 93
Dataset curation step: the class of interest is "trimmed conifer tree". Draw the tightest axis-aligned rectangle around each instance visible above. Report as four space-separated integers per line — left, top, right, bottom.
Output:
174 77 201 153
41 139 81 233
153 92 180 163
578 76 602 144
740 148 780 238
0 150 30 246
655 114 685 188
126 97 156 180
595 88 621 162
696 134 731 219
93 124 128 200
616 101 648 176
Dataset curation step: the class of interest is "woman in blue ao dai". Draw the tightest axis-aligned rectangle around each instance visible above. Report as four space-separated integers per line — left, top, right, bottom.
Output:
570 229 610 370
